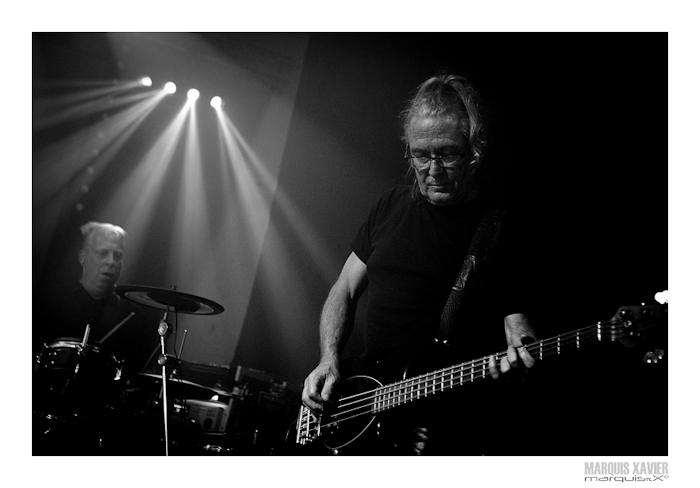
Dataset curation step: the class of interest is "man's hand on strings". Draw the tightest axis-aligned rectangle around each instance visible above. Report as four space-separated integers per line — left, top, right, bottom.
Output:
488 313 536 380
302 356 341 414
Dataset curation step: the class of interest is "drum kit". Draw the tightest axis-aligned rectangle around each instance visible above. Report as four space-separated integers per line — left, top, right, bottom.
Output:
33 285 265 456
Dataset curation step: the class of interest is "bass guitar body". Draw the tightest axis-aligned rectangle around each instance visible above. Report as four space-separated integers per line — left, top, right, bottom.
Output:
294 346 465 455
307 372 385 455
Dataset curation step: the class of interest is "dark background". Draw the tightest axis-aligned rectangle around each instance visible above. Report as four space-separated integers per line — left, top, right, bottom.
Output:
33 33 667 455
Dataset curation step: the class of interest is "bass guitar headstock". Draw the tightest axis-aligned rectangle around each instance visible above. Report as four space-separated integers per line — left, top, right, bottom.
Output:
605 291 668 350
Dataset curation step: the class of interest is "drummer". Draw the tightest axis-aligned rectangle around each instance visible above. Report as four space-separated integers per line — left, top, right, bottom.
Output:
33 221 160 376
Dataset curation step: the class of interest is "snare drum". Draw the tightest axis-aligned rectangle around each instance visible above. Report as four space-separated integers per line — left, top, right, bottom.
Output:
34 338 124 415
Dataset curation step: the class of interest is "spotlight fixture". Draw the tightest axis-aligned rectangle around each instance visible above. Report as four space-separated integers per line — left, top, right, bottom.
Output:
187 89 200 101
139 76 153 87
164 82 177 94
210 96 223 109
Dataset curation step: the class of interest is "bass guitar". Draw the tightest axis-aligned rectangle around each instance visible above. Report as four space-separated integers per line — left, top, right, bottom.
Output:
295 297 668 454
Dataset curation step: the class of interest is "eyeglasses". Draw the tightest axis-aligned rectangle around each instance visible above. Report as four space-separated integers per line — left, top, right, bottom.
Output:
404 145 467 169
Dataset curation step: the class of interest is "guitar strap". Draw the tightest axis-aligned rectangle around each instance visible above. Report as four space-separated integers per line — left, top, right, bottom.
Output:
438 205 505 343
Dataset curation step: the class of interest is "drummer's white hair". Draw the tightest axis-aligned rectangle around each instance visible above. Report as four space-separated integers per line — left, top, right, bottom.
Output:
80 222 127 248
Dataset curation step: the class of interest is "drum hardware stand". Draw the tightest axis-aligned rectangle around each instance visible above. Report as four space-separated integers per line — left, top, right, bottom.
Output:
157 285 195 456
165 328 188 379
177 329 188 361
156 326 192 455
157 309 179 456
115 283 225 456
60 324 91 400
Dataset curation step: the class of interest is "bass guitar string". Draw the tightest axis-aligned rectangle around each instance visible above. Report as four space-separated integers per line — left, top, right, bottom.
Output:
318 328 605 425
335 311 661 413
316 313 661 430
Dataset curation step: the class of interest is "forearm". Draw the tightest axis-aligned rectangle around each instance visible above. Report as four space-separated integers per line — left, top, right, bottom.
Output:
318 282 356 362
317 252 367 362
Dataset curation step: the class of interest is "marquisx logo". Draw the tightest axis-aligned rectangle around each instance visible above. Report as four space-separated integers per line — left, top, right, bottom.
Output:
584 462 670 482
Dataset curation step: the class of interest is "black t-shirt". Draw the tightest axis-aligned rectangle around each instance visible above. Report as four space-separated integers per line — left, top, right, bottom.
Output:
351 185 525 363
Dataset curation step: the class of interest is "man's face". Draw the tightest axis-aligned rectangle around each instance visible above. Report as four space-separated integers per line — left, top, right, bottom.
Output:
406 115 475 206
79 230 124 298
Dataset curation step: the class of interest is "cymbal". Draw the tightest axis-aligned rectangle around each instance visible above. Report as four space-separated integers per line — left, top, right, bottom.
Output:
116 285 224 315
128 373 217 401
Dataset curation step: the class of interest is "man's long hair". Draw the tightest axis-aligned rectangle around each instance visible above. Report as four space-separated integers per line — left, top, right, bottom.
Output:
399 74 487 200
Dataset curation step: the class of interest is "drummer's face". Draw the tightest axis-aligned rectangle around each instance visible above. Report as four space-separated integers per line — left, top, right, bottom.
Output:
80 230 124 299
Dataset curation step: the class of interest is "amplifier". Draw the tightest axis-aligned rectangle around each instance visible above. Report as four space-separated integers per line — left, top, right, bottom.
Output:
184 399 232 433
234 365 290 413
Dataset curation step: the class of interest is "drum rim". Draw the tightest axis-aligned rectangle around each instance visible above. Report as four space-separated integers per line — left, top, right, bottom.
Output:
40 337 123 363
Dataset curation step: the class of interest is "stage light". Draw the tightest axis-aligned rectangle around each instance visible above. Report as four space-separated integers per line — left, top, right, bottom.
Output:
164 82 177 94
139 76 153 87
210 96 223 109
187 89 200 101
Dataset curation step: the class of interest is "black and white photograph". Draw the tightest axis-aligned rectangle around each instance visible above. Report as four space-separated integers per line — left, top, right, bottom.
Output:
19 14 694 487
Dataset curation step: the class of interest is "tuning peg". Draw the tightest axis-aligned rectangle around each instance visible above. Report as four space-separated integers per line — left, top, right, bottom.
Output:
654 290 669 304
643 348 665 364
